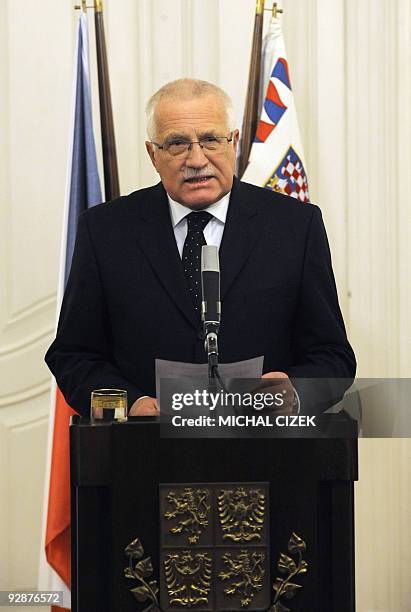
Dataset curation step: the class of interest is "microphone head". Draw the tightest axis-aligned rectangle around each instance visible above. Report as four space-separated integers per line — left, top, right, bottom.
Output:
201 245 220 328
201 245 220 273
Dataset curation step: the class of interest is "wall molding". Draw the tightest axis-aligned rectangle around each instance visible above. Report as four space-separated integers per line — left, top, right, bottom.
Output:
0 381 51 408
0 326 54 357
3 295 56 331
0 399 50 589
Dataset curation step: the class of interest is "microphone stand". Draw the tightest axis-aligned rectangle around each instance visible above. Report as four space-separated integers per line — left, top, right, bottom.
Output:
203 323 225 393
205 329 218 387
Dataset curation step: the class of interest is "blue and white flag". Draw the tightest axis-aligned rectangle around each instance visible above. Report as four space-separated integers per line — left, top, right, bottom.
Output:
39 10 102 610
242 17 310 202
64 12 103 281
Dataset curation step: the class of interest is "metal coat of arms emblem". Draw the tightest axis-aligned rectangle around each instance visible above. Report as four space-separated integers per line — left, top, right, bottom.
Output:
159 482 270 611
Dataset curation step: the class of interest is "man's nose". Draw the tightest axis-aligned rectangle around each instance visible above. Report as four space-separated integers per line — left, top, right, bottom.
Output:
185 142 208 167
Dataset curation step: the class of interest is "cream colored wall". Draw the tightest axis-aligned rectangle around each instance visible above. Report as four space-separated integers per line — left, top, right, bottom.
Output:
0 0 74 605
0 1 410 610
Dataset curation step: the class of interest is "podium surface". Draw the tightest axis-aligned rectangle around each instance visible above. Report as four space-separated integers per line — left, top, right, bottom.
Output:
70 418 357 612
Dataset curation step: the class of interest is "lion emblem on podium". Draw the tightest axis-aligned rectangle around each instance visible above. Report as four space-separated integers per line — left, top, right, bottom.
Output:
164 487 211 544
219 550 266 607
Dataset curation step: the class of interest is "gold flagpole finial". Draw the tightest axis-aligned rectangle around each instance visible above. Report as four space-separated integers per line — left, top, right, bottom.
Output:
272 2 283 19
74 0 87 11
95 0 103 12
256 0 265 15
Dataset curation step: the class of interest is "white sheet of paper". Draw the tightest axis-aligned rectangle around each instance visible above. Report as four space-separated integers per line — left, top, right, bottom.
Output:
155 356 264 410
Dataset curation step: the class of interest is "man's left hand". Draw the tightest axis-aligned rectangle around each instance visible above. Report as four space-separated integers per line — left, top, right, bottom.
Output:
259 371 295 415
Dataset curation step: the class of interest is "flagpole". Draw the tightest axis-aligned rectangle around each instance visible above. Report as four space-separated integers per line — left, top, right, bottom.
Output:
94 0 120 200
237 0 265 178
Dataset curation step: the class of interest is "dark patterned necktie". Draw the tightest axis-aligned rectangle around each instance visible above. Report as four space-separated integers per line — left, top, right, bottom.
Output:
182 211 213 312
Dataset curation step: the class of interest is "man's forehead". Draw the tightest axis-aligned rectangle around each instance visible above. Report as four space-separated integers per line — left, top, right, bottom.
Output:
154 96 228 135
162 129 222 140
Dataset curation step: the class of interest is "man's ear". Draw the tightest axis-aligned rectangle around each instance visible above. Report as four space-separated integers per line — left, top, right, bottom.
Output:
145 141 158 170
232 129 240 152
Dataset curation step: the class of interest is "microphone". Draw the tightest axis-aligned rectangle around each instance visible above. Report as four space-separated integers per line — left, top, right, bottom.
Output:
201 245 221 337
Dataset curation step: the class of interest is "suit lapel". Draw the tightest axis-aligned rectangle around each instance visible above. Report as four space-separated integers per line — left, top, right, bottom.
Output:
133 183 200 330
219 178 260 299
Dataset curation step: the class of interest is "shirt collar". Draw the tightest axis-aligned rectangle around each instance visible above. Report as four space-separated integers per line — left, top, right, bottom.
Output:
167 191 231 228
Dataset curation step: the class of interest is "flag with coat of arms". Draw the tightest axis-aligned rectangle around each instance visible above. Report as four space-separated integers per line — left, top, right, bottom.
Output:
242 16 310 202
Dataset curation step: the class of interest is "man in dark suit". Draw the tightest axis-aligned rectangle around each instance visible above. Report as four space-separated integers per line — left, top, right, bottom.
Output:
45 79 355 417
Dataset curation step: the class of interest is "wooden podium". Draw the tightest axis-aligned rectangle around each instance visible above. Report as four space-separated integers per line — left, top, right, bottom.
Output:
70 418 357 612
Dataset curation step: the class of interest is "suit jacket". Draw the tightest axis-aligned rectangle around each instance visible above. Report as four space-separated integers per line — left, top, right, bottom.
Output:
45 178 356 416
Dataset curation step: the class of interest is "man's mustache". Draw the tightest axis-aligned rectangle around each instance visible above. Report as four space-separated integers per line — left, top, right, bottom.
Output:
183 165 216 180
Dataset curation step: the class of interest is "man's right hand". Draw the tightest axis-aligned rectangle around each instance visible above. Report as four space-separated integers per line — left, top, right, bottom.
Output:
129 396 159 416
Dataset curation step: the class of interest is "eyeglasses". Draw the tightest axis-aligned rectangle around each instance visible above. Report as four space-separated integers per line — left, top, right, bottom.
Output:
151 133 233 157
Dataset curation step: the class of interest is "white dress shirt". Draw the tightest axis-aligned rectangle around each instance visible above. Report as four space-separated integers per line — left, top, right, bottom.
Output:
167 192 231 257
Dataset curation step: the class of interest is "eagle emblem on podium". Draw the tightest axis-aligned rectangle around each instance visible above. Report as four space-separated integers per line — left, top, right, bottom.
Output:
164 550 212 607
218 486 266 543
